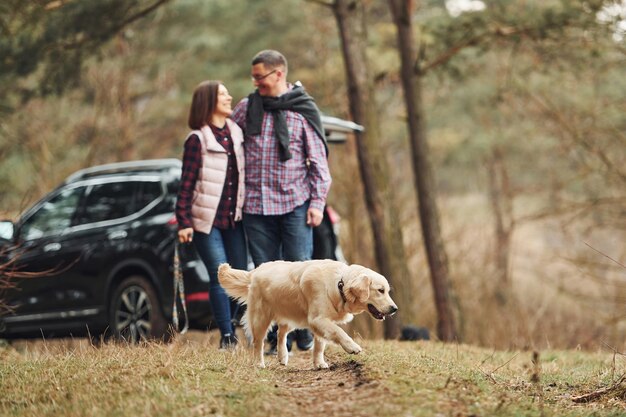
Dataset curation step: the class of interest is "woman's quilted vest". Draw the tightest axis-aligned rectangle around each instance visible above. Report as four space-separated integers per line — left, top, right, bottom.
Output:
189 119 245 234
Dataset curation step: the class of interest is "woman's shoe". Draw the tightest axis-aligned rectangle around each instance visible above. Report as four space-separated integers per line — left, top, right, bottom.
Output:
219 333 238 350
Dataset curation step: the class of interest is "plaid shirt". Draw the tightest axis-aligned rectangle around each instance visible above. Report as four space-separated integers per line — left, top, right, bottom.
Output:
175 124 239 230
175 134 201 230
230 90 331 216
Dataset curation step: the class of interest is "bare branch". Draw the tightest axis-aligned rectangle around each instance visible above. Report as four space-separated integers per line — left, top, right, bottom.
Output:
117 0 172 30
420 33 486 74
58 0 173 51
572 374 626 403
420 25 535 74
0 246 80 315
522 89 626 183
515 196 626 224
304 0 334 8
584 242 626 269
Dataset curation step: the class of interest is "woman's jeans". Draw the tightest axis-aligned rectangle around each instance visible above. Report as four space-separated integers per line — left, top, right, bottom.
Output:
193 222 247 337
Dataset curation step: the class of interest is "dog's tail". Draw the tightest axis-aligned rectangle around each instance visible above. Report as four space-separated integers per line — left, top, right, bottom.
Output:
217 263 251 304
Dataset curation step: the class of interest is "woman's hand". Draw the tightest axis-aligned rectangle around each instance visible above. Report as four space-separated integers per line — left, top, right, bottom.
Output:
178 228 194 243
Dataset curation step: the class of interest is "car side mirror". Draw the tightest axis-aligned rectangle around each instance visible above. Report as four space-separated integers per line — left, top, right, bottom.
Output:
0 220 15 242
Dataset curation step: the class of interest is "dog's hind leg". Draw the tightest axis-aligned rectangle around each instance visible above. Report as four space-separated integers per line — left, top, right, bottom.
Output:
313 336 329 369
276 324 293 366
248 302 273 368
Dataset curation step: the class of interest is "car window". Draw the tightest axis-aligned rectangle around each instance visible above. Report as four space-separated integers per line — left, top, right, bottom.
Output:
165 177 179 208
78 182 138 224
20 186 85 241
136 181 163 209
166 177 180 195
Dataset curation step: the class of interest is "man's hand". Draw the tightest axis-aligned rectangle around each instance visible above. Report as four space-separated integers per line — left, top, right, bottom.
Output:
306 207 324 227
178 228 194 243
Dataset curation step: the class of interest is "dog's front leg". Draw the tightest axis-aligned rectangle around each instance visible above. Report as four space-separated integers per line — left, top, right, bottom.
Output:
313 336 329 369
309 317 362 355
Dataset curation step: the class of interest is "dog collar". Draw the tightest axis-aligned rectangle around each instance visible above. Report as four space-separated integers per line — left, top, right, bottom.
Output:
338 279 347 303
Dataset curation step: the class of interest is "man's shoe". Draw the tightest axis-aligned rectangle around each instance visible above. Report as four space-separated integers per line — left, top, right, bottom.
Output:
264 337 293 355
265 328 278 355
295 329 314 351
264 344 277 356
219 333 238 350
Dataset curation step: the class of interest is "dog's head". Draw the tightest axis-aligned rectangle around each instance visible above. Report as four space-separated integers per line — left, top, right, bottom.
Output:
343 265 398 320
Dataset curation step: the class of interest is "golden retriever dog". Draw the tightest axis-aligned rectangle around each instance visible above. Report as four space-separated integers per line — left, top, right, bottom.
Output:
218 259 398 369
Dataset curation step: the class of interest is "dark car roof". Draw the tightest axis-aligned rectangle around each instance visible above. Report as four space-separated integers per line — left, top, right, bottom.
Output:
64 159 182 185
321 115 364 143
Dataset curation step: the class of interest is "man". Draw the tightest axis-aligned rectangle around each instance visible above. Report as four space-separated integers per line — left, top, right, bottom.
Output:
231 50 331 354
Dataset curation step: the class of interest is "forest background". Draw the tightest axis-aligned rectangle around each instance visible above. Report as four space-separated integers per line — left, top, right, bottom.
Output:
0 0 625 351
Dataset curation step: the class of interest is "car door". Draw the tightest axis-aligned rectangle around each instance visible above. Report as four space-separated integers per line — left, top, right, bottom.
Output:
6 184 88 321
69 179 141 311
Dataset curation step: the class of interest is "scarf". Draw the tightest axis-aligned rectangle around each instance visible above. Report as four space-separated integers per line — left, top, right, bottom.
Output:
245 85 327 161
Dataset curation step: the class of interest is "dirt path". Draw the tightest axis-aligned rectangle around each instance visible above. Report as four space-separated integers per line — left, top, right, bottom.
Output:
260 349 384 417
191 328 386 417
171 329 387 416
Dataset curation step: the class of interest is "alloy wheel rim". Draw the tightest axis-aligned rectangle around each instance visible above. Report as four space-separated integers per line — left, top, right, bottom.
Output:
114 285 152 342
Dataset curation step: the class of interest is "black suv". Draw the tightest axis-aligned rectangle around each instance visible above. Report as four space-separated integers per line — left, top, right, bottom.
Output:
0 116 360 343
0 159 211 342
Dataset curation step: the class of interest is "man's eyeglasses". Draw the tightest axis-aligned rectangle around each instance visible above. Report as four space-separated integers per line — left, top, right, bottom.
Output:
251 69 277 82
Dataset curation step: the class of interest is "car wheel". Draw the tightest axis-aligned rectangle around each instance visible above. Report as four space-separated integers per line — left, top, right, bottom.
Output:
109 275 169 343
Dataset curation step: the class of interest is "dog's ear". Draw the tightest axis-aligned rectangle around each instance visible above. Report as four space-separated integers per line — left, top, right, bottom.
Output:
346 274 371 304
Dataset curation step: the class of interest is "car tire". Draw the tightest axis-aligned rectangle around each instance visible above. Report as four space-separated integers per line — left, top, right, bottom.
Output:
109 275 170 343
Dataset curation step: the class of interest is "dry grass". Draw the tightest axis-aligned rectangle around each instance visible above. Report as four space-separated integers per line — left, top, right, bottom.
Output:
2 331 626 417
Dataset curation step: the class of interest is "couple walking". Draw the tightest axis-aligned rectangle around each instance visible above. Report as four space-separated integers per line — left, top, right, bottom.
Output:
174 50 332 352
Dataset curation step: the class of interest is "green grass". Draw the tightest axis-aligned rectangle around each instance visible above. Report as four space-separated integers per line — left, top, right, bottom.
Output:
1 337 625 417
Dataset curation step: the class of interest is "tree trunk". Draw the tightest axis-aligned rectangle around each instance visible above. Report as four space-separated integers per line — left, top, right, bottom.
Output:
486 146 514 302
387 0 457 342
331 0 411 339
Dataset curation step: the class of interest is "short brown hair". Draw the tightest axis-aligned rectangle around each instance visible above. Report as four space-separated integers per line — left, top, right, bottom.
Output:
251 50 288 73
188 80 221 130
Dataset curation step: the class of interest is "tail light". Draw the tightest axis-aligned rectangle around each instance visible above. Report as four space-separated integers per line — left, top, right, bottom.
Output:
325 206 341 224
167 215 178 232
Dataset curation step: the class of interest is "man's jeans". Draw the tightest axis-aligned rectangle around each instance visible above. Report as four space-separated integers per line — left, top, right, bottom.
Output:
194 222 247 337
243 201 313 264
243 201 313 351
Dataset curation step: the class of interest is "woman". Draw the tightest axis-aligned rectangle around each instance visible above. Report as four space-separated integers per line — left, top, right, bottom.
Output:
175 80 246 349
